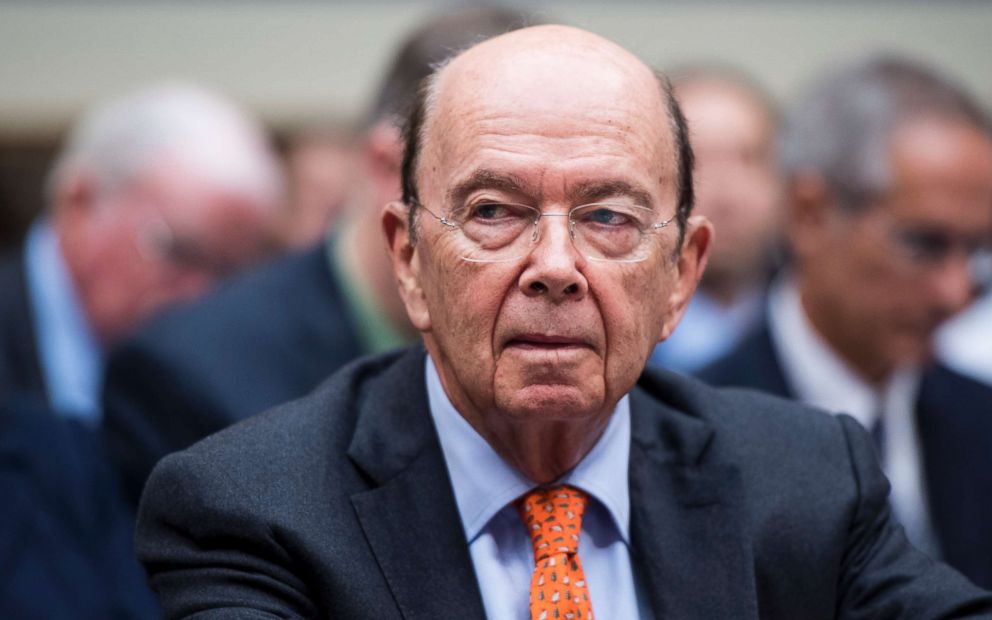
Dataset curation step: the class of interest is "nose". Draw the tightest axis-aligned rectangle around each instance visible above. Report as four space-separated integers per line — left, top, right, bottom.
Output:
518 213 588 302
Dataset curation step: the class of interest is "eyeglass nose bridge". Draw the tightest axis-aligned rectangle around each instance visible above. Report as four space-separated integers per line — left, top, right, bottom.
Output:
528 211 576 245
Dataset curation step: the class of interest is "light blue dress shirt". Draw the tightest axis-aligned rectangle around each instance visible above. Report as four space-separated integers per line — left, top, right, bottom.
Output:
23 220 103 422
425 357 652 619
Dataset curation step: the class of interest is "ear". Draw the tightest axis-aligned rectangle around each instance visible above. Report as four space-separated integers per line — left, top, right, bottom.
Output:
364 121 403 188
657 214 713 342
382 201 431 331
787 171 833 261
52 168 100 225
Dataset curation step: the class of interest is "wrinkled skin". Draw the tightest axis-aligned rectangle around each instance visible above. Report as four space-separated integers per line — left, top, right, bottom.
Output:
384 26 711 482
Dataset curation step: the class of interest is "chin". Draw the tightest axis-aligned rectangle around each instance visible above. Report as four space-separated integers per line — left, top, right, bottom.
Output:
496 383 604 422
887 335 934 371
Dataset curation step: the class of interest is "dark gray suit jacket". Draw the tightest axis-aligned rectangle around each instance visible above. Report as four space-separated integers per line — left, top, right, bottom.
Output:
136 347 992 619
700 320 992 590
0 248 46 405
103 243 366 505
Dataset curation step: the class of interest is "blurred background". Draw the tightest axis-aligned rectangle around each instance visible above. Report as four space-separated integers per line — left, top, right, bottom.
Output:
2 3 992 613
2 0 991 249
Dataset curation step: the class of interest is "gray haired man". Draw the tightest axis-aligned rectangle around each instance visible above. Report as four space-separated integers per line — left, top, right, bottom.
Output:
703 55 992 589
0 83 285 421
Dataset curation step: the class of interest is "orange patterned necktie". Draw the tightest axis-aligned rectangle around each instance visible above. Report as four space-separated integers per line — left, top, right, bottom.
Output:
517 485 595 620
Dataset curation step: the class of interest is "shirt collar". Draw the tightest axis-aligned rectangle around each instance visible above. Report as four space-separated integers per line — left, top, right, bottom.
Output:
23 219 102 420
425 355 632 545
767 274 919 428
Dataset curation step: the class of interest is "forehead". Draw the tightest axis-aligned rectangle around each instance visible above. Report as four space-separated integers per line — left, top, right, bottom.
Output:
677 81 773 147
420 41 675 206
884 117 992 222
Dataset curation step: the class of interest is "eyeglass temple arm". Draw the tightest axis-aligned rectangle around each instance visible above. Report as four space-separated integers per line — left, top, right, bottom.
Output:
651 215 676 230
417 203 459 229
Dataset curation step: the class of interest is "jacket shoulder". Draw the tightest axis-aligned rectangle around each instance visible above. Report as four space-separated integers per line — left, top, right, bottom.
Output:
639 367 843 443
120 245 339 357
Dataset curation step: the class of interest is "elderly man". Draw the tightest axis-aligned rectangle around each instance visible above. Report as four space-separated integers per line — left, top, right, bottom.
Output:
0 84 284 422
649 67 783 373
136 28 990 618
702 56 992 589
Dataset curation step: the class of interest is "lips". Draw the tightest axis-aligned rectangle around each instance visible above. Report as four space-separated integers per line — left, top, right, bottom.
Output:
504 333 592 350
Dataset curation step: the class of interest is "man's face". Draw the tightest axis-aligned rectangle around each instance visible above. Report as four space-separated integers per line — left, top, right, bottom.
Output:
388 41 708 434
677 80 781 289
799 117 992 380
62 159 280 343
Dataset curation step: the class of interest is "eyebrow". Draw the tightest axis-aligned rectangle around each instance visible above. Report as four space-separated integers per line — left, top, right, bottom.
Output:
446 169 657 210
448 169 530 206
568 180 655 209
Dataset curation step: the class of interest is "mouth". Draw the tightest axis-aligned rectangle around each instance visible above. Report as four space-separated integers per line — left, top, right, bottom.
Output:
504 334 592 350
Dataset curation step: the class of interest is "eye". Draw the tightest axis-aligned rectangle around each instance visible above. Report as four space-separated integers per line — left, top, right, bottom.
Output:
896 229 951 262
577 206 635 227
473 202 512 220
462 202 534 224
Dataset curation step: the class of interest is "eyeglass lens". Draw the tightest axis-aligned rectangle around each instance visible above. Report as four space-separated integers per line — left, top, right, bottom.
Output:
445 202 664 263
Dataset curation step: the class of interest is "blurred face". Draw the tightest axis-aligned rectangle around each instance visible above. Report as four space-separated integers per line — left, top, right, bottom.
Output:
388 37 708 439
281 135 358 248
800 117 992 381
677 80 781 292
58 159 280 344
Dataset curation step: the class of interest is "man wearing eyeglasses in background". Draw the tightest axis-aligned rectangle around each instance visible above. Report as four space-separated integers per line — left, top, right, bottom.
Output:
136 27 990 618
0 83 284 422
0 83 283 618
702 55 992 590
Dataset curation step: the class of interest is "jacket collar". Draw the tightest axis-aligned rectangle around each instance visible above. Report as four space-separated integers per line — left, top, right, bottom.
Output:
347 348 757 619
628 371 758 619
346 346 488 619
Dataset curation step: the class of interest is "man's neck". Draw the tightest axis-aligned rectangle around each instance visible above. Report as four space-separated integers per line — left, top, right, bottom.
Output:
337 213 415 340
800 295 893 386
424 343 615 484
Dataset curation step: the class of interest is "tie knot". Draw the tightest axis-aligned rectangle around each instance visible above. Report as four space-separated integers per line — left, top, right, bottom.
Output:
517 485 588 562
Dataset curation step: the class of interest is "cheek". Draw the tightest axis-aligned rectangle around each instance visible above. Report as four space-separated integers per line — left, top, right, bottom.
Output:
598 265 669 376
421 245 505 358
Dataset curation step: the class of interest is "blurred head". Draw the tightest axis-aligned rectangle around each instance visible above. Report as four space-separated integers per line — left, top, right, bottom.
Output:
279 127 360 248
672 67 782 301
49 83 285 344
339 6 541 336
355 5 541 217
384 25 709 476
782 55 992 382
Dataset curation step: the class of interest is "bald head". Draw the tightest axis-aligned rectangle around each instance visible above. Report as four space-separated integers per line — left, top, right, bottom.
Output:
401 25 693 244
433 25 664 120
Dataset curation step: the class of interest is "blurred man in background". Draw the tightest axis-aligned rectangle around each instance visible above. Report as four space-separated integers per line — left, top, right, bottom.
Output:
649 67 783 373
0 83 285 422
102 6 538 505
702 55 992 589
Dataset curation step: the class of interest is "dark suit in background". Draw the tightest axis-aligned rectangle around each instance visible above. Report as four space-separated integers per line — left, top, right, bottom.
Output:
701 320 992 590
0 248 46 404
136 347 991 619
0 395 158 619
102 243 365 505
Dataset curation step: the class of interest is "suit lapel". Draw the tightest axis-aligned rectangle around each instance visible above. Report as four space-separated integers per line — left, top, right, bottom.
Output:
628 383 758 619
346 348 487 620
916 365 992 586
